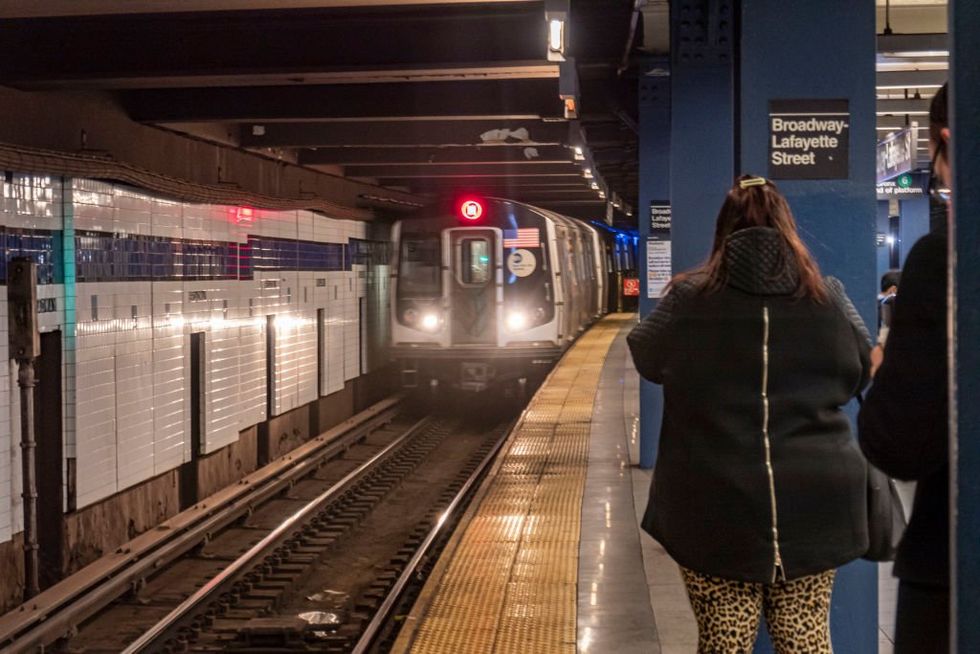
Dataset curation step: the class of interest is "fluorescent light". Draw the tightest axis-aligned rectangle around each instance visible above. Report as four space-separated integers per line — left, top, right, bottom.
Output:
549 19 565 54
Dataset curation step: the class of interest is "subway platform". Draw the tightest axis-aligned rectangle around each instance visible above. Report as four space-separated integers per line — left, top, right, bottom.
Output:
391 313 899 654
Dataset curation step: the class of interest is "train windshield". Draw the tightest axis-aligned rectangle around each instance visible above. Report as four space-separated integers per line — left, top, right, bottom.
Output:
460 238 491 285
398 236 441 296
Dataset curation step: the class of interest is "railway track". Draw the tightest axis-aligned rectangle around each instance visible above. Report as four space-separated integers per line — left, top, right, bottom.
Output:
0 394 520 654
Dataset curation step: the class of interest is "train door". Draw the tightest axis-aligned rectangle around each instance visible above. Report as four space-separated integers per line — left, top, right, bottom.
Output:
446 228 500 345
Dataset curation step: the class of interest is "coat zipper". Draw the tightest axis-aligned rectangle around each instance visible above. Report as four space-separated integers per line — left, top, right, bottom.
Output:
761 305 786 582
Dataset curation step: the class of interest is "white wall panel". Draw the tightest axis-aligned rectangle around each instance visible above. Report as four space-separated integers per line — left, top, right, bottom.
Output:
295 312 318 408
0 177 380 527
114 348 155 490
238 317 267 429
74 331 118 508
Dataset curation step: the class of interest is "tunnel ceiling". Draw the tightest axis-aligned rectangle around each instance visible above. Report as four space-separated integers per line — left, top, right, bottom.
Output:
0 0 643 224
0 0 948 223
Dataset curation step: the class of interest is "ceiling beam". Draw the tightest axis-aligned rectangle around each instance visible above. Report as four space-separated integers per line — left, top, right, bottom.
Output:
5 64 560 91
349 163 583 177
877 98 931 115
377 173 586 186
300 145 573 166
876 69 948 89
241 120 570 148
0 0 538 18
123 79 563 123
395 179 592 189
877 33 948 56
0 6 551 90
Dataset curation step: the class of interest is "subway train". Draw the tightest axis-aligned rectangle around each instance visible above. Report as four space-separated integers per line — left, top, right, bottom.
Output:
390 197 637 392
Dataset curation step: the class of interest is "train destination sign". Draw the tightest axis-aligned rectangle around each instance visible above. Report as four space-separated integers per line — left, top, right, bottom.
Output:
768 99 849 180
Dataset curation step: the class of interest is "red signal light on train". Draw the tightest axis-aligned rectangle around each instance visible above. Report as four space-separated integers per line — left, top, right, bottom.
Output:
459 199 484 221
236 207 254 224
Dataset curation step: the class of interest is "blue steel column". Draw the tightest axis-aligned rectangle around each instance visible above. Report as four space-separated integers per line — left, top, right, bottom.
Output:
950 1 980 650
739 2 878 653
636 62 670 469
669 2 734 274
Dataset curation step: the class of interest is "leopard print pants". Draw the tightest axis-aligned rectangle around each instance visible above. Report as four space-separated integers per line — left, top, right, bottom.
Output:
680 567 836 654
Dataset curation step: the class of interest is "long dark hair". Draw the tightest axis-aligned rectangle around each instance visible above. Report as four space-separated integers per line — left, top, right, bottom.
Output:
674 175 827 302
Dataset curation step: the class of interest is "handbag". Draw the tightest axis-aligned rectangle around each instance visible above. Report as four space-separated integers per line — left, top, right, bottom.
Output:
863 461 907 562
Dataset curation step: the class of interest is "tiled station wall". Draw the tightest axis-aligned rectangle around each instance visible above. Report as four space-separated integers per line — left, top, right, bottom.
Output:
0 173 390 545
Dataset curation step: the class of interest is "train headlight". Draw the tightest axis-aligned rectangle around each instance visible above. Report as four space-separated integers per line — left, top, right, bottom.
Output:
505 310 528 332
420 312 441 332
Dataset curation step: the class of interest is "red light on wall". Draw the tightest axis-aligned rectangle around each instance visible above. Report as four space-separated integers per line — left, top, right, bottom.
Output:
459 199 484 221
236 207 254 224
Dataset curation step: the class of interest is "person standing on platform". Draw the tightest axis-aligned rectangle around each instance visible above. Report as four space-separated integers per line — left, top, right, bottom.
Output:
627 176 871 653
859 83 951 654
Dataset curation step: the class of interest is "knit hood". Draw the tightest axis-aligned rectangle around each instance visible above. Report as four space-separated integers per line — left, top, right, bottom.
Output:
723 226 800 296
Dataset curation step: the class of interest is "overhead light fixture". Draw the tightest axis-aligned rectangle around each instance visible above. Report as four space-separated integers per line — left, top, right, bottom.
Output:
590 182 599 190
583 168 593 179
573 146 585 161
598 191 606 199
549 20 564 55
545 0 569 62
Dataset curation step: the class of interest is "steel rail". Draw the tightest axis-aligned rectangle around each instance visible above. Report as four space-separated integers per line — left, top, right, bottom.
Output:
121 413 433 653
350 420 514 654
0 396 403 654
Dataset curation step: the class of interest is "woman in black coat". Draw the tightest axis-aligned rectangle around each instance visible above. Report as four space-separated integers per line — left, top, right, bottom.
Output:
858 84 951 654
628 176 871 653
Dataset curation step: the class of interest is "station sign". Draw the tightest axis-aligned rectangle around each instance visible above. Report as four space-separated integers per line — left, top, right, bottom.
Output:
877 125 918 184
650 203 671 235
876 172 927 201
647 201 672 299
768 99 849 180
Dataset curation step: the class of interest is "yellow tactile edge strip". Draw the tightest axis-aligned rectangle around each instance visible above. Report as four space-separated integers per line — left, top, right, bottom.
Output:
393 314 633 654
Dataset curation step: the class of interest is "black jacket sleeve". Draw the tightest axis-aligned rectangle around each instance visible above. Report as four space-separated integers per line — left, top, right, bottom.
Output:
825 276 873 394
858 232 948 481
626 280 694 384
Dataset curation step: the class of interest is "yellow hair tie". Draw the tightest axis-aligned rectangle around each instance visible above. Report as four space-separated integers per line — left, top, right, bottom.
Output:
739 177 768 189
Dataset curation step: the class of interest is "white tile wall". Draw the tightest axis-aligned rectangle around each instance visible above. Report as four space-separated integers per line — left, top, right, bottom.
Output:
0 175 381 539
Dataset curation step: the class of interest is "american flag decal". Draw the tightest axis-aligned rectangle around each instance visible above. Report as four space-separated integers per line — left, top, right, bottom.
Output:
503 228 540 248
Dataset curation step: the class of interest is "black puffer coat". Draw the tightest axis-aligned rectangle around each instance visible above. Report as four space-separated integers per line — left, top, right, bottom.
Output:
628 227 872 583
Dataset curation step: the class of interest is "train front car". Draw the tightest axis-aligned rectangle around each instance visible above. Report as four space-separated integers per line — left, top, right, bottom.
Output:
391 197 601 393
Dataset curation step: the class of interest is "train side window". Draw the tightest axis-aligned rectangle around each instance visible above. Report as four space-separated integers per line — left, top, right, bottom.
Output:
460 238 491 285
